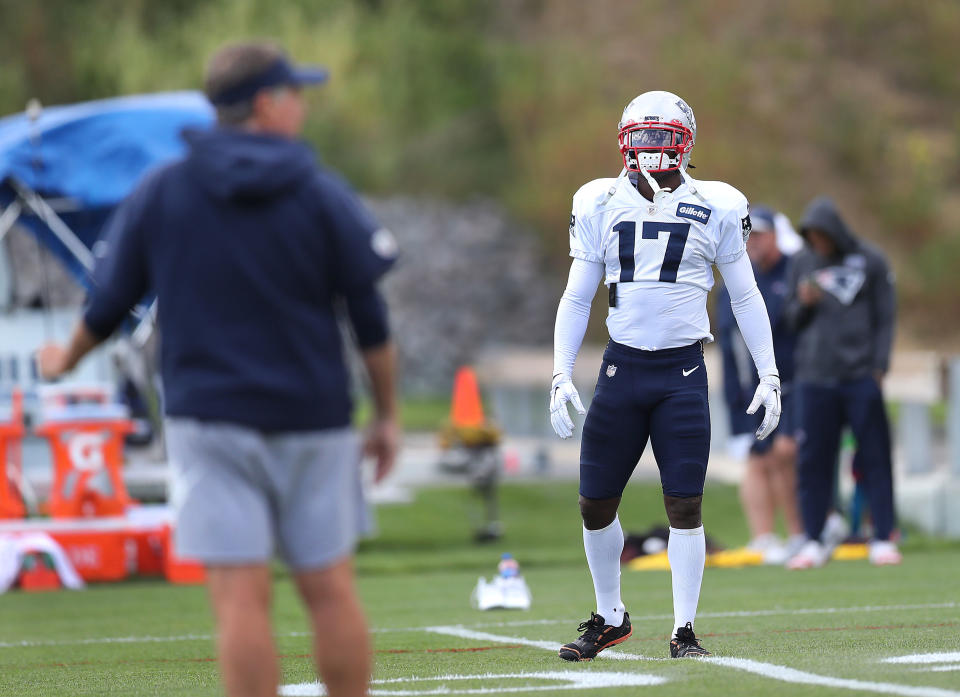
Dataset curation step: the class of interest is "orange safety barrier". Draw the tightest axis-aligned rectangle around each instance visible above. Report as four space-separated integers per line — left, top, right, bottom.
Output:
0 389 26 519
35 414 136 518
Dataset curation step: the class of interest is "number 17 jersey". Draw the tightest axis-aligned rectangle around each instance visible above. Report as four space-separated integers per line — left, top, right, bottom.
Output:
569 175 751 351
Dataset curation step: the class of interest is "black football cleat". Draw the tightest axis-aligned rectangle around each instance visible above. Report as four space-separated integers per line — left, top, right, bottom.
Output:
558 611 632 661
670 622 712 658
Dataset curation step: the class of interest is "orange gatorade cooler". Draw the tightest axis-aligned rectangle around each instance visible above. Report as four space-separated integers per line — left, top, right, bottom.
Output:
33 385 136 518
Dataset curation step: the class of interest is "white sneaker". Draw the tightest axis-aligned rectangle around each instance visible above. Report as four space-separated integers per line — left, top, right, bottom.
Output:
786 540 828 570
869 540 902 566
763 542 790 565
746 533 781 552
784 534 807 558
822 511 849 549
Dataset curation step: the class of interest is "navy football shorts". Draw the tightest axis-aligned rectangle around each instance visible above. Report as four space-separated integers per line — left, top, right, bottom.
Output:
580 340 710 500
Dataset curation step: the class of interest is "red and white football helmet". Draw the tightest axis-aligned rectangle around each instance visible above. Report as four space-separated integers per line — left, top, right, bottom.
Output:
618 91 696 174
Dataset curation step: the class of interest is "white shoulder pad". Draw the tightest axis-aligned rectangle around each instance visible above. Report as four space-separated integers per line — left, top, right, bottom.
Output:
572 178 620 218
687 178 749 218
568 178 618 263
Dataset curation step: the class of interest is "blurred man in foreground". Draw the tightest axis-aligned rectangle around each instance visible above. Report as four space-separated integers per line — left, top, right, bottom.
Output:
784 196 899 569
718 206 805 563
37 41 399 697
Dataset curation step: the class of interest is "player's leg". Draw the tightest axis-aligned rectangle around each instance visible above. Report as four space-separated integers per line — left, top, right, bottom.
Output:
842 377 900 564
647 344 711 657
206 565 278 697
559 348 648 661
579 494 626 620
165 419 278 697
579 362 648 628
274 428 372 695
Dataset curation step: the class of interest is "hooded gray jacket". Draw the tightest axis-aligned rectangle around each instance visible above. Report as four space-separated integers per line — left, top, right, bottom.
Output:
785 197 895 384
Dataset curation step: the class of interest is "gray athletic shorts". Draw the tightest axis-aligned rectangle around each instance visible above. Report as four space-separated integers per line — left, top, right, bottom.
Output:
165 418 370 570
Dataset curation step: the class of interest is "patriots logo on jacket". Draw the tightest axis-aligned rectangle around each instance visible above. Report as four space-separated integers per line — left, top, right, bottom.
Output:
814 266 866 305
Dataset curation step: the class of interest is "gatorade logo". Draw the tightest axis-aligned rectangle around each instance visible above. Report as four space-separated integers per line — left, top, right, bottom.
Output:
67 433 106 472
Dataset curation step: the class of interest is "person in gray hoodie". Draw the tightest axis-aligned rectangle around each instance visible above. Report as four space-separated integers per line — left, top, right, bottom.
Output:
783 196 900 568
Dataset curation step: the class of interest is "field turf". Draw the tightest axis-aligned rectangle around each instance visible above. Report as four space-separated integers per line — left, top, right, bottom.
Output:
1 481 958 696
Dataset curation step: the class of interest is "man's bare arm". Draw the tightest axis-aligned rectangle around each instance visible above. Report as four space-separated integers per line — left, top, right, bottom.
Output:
360 341 399 483
36 321 105 380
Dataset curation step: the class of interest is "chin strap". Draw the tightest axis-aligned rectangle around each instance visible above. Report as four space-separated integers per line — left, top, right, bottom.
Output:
610 162 706 212
640 167 672 212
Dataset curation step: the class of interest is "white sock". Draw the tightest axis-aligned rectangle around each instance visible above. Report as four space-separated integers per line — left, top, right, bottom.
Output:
668 525 705 636
583 517 626 627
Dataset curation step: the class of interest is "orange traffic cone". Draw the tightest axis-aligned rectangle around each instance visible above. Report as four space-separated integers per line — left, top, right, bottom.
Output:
450 366 485 428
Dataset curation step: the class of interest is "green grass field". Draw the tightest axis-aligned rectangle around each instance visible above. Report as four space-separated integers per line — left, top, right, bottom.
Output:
1 482 958 696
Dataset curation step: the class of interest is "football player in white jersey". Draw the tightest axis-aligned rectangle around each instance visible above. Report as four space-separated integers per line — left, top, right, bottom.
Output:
551 91 781 660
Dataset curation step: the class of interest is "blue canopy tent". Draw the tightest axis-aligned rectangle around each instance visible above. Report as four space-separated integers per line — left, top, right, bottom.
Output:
0 91 214 295
0 93 214 448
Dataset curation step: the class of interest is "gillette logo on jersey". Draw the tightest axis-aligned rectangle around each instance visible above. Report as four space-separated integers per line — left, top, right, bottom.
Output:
676 203 711 224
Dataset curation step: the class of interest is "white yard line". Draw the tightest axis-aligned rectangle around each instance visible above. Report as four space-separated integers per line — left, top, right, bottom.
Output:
424 625 655 661
0 633 215 649
0 600 956 649
374 600 960 633
709 657 960 697
423 625 960 697
280 671 666 696
884 653 960 664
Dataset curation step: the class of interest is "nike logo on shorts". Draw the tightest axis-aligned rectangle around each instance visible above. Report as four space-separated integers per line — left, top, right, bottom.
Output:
682 366 700 377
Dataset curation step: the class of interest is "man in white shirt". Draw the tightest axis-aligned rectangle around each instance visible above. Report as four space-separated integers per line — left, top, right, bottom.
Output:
550 91 780 661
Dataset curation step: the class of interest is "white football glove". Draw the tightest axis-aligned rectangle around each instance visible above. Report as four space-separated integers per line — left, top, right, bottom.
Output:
549 373 585 439
747 374 781 440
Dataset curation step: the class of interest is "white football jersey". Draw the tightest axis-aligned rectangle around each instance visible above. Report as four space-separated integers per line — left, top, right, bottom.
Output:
569 175 750 350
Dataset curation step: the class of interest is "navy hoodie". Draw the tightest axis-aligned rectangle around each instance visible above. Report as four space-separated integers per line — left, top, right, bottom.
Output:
784 197 895 383
84 128 396 431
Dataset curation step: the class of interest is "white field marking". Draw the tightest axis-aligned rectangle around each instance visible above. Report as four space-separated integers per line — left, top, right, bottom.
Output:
278 670 666 696
883 653 960 664
372 600 960 632
709 657 960 697
424 625 658 661
0 633 214 649
2 600 957 650
883 653 960 674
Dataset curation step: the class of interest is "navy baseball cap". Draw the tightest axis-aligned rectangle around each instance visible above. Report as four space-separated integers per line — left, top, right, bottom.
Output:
749 205 777 233
209 57 329 106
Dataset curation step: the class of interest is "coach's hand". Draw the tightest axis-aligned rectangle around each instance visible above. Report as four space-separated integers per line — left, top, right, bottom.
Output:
35 344 69 380
550 374 585 439
747 374 781 440
365 416 400 483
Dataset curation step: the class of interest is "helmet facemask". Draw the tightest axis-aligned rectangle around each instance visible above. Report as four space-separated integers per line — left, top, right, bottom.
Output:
618 121 694 174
